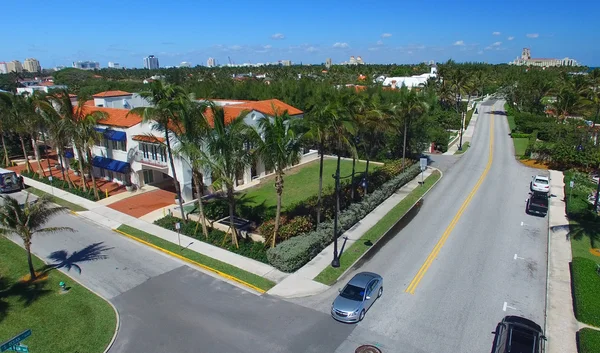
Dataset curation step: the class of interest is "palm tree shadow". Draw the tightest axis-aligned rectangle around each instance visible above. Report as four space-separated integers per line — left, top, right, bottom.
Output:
563 221 600 248
0 276 53 323
43 242 113 274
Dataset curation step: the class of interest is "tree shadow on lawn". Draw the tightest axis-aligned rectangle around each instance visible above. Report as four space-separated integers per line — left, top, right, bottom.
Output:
43 242 114 275
235 194 275 224
566 220 600 248
0 274 53 323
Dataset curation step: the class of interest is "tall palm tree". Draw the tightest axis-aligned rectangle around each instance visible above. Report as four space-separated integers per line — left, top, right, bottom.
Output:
253 108 305 247
203 104 253 247
392 85 429 168
356 96 389 195
0 93 37 173
343 90 368 200
0 93 15 166
43 95 74 189
128 81 189 221
72 110 106 199
0 194 74 280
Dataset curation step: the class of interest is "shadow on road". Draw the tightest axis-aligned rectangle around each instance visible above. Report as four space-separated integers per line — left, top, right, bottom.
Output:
44 242 113 274
489 111 507 116
350 199 424 270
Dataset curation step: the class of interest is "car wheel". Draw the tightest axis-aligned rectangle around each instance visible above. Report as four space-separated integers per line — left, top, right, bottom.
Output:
378 286 383 298
359 309 365 321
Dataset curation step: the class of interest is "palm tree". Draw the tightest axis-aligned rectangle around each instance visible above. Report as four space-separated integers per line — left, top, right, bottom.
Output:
0 194 74 280
392 85 429 168
203 103 253 247
356 96 389 195
128 81 189 221
43 95 75 189
0 93 37 173
253 108 305 247
0 93 15 166
72 109 106 199
343 90 368 200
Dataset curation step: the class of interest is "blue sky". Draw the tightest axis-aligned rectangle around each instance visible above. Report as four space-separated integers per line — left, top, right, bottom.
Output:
2 0 598 69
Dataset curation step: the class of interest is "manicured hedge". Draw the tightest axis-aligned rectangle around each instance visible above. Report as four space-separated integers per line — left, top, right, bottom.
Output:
572 257 600 327
154 215 268 263
266 163 421 272
578 328 600 353
510 133 531 138
21 171 106 201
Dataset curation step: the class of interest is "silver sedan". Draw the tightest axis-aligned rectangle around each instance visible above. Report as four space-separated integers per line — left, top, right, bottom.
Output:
331 272 383 323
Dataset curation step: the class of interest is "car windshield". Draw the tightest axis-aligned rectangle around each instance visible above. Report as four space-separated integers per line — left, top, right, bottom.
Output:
535 178 548 184
340 284 365 301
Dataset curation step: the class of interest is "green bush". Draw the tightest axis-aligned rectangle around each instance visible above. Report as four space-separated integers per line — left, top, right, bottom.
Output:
21 171 105 201
257 215 313 242
578 328 600 353
203 198 229 220
267 163 421 272
572 257 600 327
153 215 268 263
510 133 531 138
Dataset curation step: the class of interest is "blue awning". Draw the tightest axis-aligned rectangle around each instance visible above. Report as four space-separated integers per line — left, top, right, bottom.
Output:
92 156 130 173
64 150 74 158
95 127 126 141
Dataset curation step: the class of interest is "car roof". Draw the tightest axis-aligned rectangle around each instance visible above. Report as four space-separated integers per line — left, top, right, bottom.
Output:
534 175 549 181
348 272 380 287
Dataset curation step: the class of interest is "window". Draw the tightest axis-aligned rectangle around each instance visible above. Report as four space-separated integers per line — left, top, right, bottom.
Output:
111 140 126 151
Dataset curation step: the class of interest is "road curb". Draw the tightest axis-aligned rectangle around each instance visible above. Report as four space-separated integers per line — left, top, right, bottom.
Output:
327 166 444 285
112 229 266 294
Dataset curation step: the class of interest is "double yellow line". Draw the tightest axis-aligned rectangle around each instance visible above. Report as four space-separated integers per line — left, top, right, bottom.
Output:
405 114 495 295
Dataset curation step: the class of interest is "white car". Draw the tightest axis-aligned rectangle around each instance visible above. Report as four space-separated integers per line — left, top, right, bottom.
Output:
531 175 550 193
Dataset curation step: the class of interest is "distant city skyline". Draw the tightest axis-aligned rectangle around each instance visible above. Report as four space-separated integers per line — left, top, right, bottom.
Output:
0 0 598 68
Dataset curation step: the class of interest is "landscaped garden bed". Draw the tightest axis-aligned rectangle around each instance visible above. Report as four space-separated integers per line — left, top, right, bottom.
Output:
21 171 107 201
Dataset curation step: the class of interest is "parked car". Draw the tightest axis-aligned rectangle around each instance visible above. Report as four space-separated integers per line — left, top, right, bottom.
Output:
526 191 548 217
530 175 550 193
491 316 545 353
331 272 383 323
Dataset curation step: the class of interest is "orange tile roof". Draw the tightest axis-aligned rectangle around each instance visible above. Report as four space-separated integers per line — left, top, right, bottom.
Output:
203 106 249 126
132 135 165 143
235 99 303 116
75 106 142 128
37 81 55 86
84 99 95 106
92 90 132 98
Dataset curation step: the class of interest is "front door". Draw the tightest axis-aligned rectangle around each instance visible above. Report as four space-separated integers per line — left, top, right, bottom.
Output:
143 170 154 184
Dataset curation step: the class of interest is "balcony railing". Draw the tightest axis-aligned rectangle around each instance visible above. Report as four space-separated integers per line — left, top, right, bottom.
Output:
136 151 168 168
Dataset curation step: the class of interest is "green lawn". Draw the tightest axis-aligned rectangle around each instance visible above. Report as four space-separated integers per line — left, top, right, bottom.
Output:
0 237 116 352
241 158 374 211
116 225 276 292
465 108 474 127
25 186 88 212
507 115 516 132
455 142 470 155
314 170 441 285
572 257 600 327
513 138 529 157
578 328 600 353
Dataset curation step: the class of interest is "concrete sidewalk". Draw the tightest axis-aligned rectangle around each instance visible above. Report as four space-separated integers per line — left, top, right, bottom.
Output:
22 176 288 284
267 167 434 298
444 101 482 155
546 170 578 353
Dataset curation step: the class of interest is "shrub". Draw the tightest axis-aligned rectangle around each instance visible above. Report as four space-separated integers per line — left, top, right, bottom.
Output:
510 133 531 138
578 328 600 353
267 163 421 272
257 215 313 242
153 215 268 263
21 171 105 201
203 198 229 221
572 257 600 327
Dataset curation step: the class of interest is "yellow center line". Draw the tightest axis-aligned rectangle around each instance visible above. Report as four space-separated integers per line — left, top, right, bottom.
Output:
405 113 495 295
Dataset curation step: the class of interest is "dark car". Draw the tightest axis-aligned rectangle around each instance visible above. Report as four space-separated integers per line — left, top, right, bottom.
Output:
491 316 545 353
526 191 548 217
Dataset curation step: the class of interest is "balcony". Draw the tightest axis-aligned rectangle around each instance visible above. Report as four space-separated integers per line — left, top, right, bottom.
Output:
135 151 168 169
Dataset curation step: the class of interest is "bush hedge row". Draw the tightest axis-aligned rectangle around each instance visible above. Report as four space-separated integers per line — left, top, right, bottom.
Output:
21 171 105 201
572 256 600 327
266 163 421 272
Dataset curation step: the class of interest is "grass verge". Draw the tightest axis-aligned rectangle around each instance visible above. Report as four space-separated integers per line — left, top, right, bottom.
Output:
578 328 600 353
314 170 441 285
513 137 529 157
465 108 474 127
0 237 116 352
25 186 87 212
454 142 470 155
572 257 600 327
116 225 276 292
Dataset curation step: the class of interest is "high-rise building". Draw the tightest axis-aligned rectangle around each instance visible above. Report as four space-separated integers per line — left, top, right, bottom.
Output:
23 58 41 72
73 61 100 70
7 60 23 73
349 56 357 65
179 61 191 68
325 58 332 69
108 62 120 68
356 56 364 65
144 55 159 69
281 60 292 66
206 57 215 67
0 62 7 74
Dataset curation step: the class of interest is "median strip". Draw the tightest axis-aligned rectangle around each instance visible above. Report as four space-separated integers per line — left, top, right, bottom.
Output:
115 225 275 293
314 170 442 286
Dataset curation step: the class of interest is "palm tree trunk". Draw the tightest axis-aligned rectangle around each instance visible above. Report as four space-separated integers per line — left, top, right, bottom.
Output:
227 186 239 248
31 134 44 177
86 148 99 199
25 241 36 281
164 129 186 221
1 133 10 166
402 119 408 170
20 135 32 173
57 147 72 189
41 132 52 176
193 171 208 239
316 143 324 224
272 172 283 248
76 147 87 191
350 156 356 200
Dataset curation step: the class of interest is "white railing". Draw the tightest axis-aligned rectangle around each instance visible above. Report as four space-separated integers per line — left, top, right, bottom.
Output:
136 152 168 168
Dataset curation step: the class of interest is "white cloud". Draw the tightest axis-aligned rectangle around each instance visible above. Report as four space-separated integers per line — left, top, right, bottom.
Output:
507 36 514 41
526 33 539 38
492 41 502 46
306 46 318 53
381 33 392 38
376 40 384 45
229 45 242 51
333 42 349 48
453 40 465 46
478 50 484 54
368 47 379 51
263 44 272 49
271 33 285 40
485 46 492 50
492 31 501 35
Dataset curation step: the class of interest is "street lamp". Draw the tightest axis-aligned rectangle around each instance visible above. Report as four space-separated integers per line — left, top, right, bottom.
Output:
456 93 464 151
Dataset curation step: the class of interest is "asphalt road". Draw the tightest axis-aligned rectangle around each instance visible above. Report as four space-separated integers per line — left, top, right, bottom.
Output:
295 100 549 353
3 193 353 353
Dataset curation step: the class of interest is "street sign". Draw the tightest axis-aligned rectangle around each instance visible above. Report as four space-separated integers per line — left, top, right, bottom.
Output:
419 157 427 172
7 344 28 353
175 222 181 230
570 180 575 188
1 330 31 352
